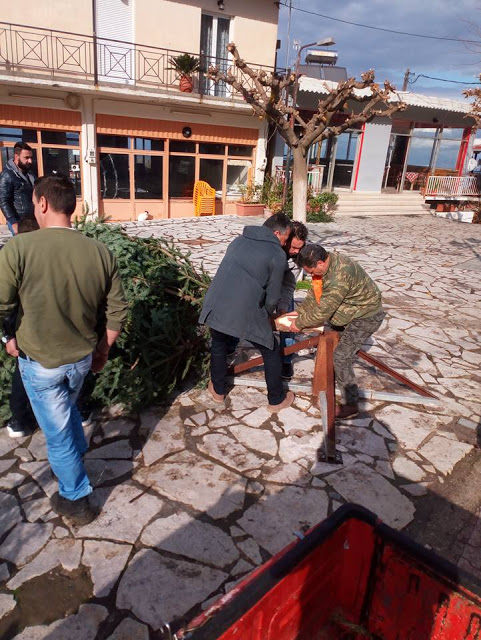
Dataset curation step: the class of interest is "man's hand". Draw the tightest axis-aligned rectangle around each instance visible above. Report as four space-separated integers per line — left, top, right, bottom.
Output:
11 223 18 236
5 337 19 357
91 348 109 373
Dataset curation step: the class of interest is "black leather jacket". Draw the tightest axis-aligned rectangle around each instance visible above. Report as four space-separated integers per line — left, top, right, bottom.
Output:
0 160 35 225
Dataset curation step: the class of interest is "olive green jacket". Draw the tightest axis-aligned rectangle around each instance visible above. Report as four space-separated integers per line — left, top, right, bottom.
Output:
296 251 382 329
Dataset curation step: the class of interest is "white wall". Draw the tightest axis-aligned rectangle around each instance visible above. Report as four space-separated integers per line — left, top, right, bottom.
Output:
354 121 392 192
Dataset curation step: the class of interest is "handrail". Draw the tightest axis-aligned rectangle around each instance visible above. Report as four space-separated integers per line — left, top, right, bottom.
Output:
425 175 480 198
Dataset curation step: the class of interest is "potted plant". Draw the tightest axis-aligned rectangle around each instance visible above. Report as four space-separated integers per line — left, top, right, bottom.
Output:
236 183 265 216
168 53 201 93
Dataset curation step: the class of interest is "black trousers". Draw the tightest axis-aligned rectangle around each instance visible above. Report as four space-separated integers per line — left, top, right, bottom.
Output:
210 329 285 406
10 361 36 426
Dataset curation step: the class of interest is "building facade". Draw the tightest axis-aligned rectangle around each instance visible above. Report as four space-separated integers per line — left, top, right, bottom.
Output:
0 0 279 220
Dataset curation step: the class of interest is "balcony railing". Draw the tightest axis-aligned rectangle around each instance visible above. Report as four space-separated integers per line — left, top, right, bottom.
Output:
275 165 325 195
425 175 481 199
0 21 278 100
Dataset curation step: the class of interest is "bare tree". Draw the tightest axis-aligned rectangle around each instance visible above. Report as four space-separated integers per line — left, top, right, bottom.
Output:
464 77 481 125
208 43 406 222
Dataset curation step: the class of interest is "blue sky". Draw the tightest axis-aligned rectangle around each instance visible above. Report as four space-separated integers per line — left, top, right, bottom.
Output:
276 0 481 100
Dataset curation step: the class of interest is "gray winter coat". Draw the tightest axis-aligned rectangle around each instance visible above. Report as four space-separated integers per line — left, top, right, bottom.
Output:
0 160 35 225
199 225 287 349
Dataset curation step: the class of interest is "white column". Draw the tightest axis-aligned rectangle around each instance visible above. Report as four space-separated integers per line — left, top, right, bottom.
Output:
80 96 99 218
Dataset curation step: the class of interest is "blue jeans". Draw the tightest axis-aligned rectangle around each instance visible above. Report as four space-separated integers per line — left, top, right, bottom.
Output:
7 221 16 236
280 298 295 364
18 353 93 501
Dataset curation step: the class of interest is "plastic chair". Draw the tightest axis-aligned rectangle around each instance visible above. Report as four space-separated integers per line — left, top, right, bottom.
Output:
193 181 216 217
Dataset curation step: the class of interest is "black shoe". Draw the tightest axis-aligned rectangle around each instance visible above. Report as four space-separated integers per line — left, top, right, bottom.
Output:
6 419 31 438
50 492 98 526
80 408 94 428
281 362 294 380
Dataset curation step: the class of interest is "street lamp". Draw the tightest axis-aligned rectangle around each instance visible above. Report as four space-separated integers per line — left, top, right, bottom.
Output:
282 37 336 205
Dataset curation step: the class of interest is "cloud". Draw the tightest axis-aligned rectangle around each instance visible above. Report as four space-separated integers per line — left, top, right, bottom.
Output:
277 0 481 98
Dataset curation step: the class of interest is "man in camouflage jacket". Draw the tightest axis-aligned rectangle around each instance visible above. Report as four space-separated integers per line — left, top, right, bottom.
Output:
289 243 385 420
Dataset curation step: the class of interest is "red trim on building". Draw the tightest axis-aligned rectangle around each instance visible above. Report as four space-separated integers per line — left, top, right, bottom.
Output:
352 123 366 191
455 127 471 174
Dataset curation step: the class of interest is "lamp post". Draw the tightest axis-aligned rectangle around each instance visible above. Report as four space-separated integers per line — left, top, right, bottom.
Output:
282 37 335 206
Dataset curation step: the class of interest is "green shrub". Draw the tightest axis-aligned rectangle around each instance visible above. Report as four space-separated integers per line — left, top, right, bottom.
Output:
306 192 338 223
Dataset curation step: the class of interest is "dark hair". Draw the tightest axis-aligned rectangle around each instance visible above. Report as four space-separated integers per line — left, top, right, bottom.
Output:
297 243 328 268
263 212 293 235
18 217 39 233
33 175 76 216
291 221 308 242
14 142 33 155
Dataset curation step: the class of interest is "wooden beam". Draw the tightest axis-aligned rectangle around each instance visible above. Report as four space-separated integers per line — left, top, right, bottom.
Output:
230 335 321 375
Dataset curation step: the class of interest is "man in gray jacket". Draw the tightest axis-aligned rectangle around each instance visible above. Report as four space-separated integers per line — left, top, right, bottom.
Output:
0 142 36 235
199 213 295 413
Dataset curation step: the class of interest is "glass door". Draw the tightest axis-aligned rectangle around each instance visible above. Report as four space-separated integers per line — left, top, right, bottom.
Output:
200 14 231 96
331 131 359 188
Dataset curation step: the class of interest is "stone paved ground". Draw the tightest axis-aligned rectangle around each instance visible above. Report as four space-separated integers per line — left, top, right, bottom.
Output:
0 214 480 639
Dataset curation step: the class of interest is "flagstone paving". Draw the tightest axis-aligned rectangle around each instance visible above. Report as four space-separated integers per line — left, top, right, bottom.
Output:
0 214 480 638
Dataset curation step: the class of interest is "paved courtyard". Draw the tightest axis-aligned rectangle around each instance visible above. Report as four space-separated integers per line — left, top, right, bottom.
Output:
0 213 480 639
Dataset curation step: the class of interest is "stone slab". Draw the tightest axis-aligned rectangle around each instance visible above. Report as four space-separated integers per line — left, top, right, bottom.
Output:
229 425 278 457
83 540 132 597
326 463 415 529
84 459 135 487
23 497 52 522
339 426 390 459
452 417 480 447
77 483 163 543
0 563 10 582
265 462 309 486
237 485 329 555
0 593 16 620
373 406 444 450
276 407 321 433
236 537 263 565
0 491 22 539
27 430 48 461
134 451 247 519
19 461 57 498
116 549 227 627
0 473 26 490
0 459 16 474
392 457 426 482
419 436 473 476
7 539 82 590
0 522 53 566
197 433 264 472
107 618 150 640
141 512 239 568
85 440 133 460
139 411 185 466
12 604 108 640
0 431 20 457
102 418 137 438
241 407 273 428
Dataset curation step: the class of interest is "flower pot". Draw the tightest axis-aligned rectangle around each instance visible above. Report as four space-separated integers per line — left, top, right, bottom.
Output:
436 203 444 212
236 203 265 216
179 74 193 93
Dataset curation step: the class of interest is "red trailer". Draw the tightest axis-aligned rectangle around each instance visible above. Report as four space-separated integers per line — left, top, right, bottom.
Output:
176 504 481 640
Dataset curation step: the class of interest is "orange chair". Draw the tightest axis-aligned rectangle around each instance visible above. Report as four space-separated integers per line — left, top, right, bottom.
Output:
193 180 216 216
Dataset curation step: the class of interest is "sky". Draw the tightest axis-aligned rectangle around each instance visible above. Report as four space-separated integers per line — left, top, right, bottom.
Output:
276 0 481 101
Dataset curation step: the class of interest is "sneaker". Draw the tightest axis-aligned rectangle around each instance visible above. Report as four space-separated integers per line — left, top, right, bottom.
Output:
80 408 94 428
208 380 225 404
335 404 359 421
281 362 294 380
50 491 98 526
6 419 29 438
268 391 295 414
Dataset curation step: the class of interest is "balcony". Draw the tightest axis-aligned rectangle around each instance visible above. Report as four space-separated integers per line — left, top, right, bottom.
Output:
424 175 481 200
0 21 277 102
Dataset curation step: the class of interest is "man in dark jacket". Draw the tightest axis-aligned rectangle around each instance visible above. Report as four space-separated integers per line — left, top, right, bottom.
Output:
199 213 295 413
0 142 36 235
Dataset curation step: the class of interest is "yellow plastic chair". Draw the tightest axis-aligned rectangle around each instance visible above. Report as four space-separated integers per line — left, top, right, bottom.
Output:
193 180 216 216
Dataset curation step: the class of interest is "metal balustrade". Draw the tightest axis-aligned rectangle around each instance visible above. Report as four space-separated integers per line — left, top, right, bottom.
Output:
274 165 325 195
0 21 278 99
425 175 481 198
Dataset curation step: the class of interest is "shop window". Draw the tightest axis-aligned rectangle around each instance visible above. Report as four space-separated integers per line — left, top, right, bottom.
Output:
412 127 437 138
134 155 163 199
170 140 195 153
199 143 225 155
134 137 164 151
228 145 253 157
99 153 130 198
226 160 251 196
406 137 435 169
1 147 38 176
200 158 223 194
97 134 130 149
41 130 80 146
435 140 461 171
169 156 195 198
441 128 465 140
0 127 37 143
42 148 82 196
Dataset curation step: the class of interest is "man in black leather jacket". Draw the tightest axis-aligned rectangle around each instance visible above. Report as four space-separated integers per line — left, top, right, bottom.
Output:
0 142 36 235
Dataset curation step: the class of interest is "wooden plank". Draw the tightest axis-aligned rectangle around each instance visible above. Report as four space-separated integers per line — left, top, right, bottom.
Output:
230 335 321 375
312 332 339 461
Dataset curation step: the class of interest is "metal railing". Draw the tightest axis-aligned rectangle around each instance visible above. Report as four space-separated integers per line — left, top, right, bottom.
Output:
425 175 481 198
0 21 278 99
274 165 325 195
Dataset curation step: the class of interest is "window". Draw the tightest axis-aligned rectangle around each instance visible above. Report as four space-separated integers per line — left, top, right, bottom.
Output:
441 128 464 140
199 142 225 155
41 130 79 146
99 153 130 199
97 134 129 149
169 156 195 198
228 145 253 157
435 140 461 171
134 155 163 199
42 148 81 195
170 140 195 153
134 137 164 151
407 137 435 169
1 147 39 176
200 158 223 193
0 128 37 143
227 160 250 196
200 14 231 96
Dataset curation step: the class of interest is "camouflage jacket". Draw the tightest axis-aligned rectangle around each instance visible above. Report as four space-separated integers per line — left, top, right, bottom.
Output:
296 251 382 329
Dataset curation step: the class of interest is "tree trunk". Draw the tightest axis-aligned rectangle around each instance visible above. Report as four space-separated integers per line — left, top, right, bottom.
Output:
292 146 308 222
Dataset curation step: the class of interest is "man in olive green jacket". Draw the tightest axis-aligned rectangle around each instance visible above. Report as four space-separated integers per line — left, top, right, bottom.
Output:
288 243 385 420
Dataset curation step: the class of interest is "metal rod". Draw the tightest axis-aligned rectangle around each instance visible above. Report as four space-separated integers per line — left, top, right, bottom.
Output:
92 0 99 85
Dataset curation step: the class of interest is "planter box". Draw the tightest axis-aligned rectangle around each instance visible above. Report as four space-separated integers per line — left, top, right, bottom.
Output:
236 203 265 216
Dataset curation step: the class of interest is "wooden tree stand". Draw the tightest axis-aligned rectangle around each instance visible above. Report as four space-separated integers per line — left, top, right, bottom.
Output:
228 330 439 465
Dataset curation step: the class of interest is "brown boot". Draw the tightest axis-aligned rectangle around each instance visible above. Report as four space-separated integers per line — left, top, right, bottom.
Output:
208 380 225 404
335 404 359 421
268 391 295 413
